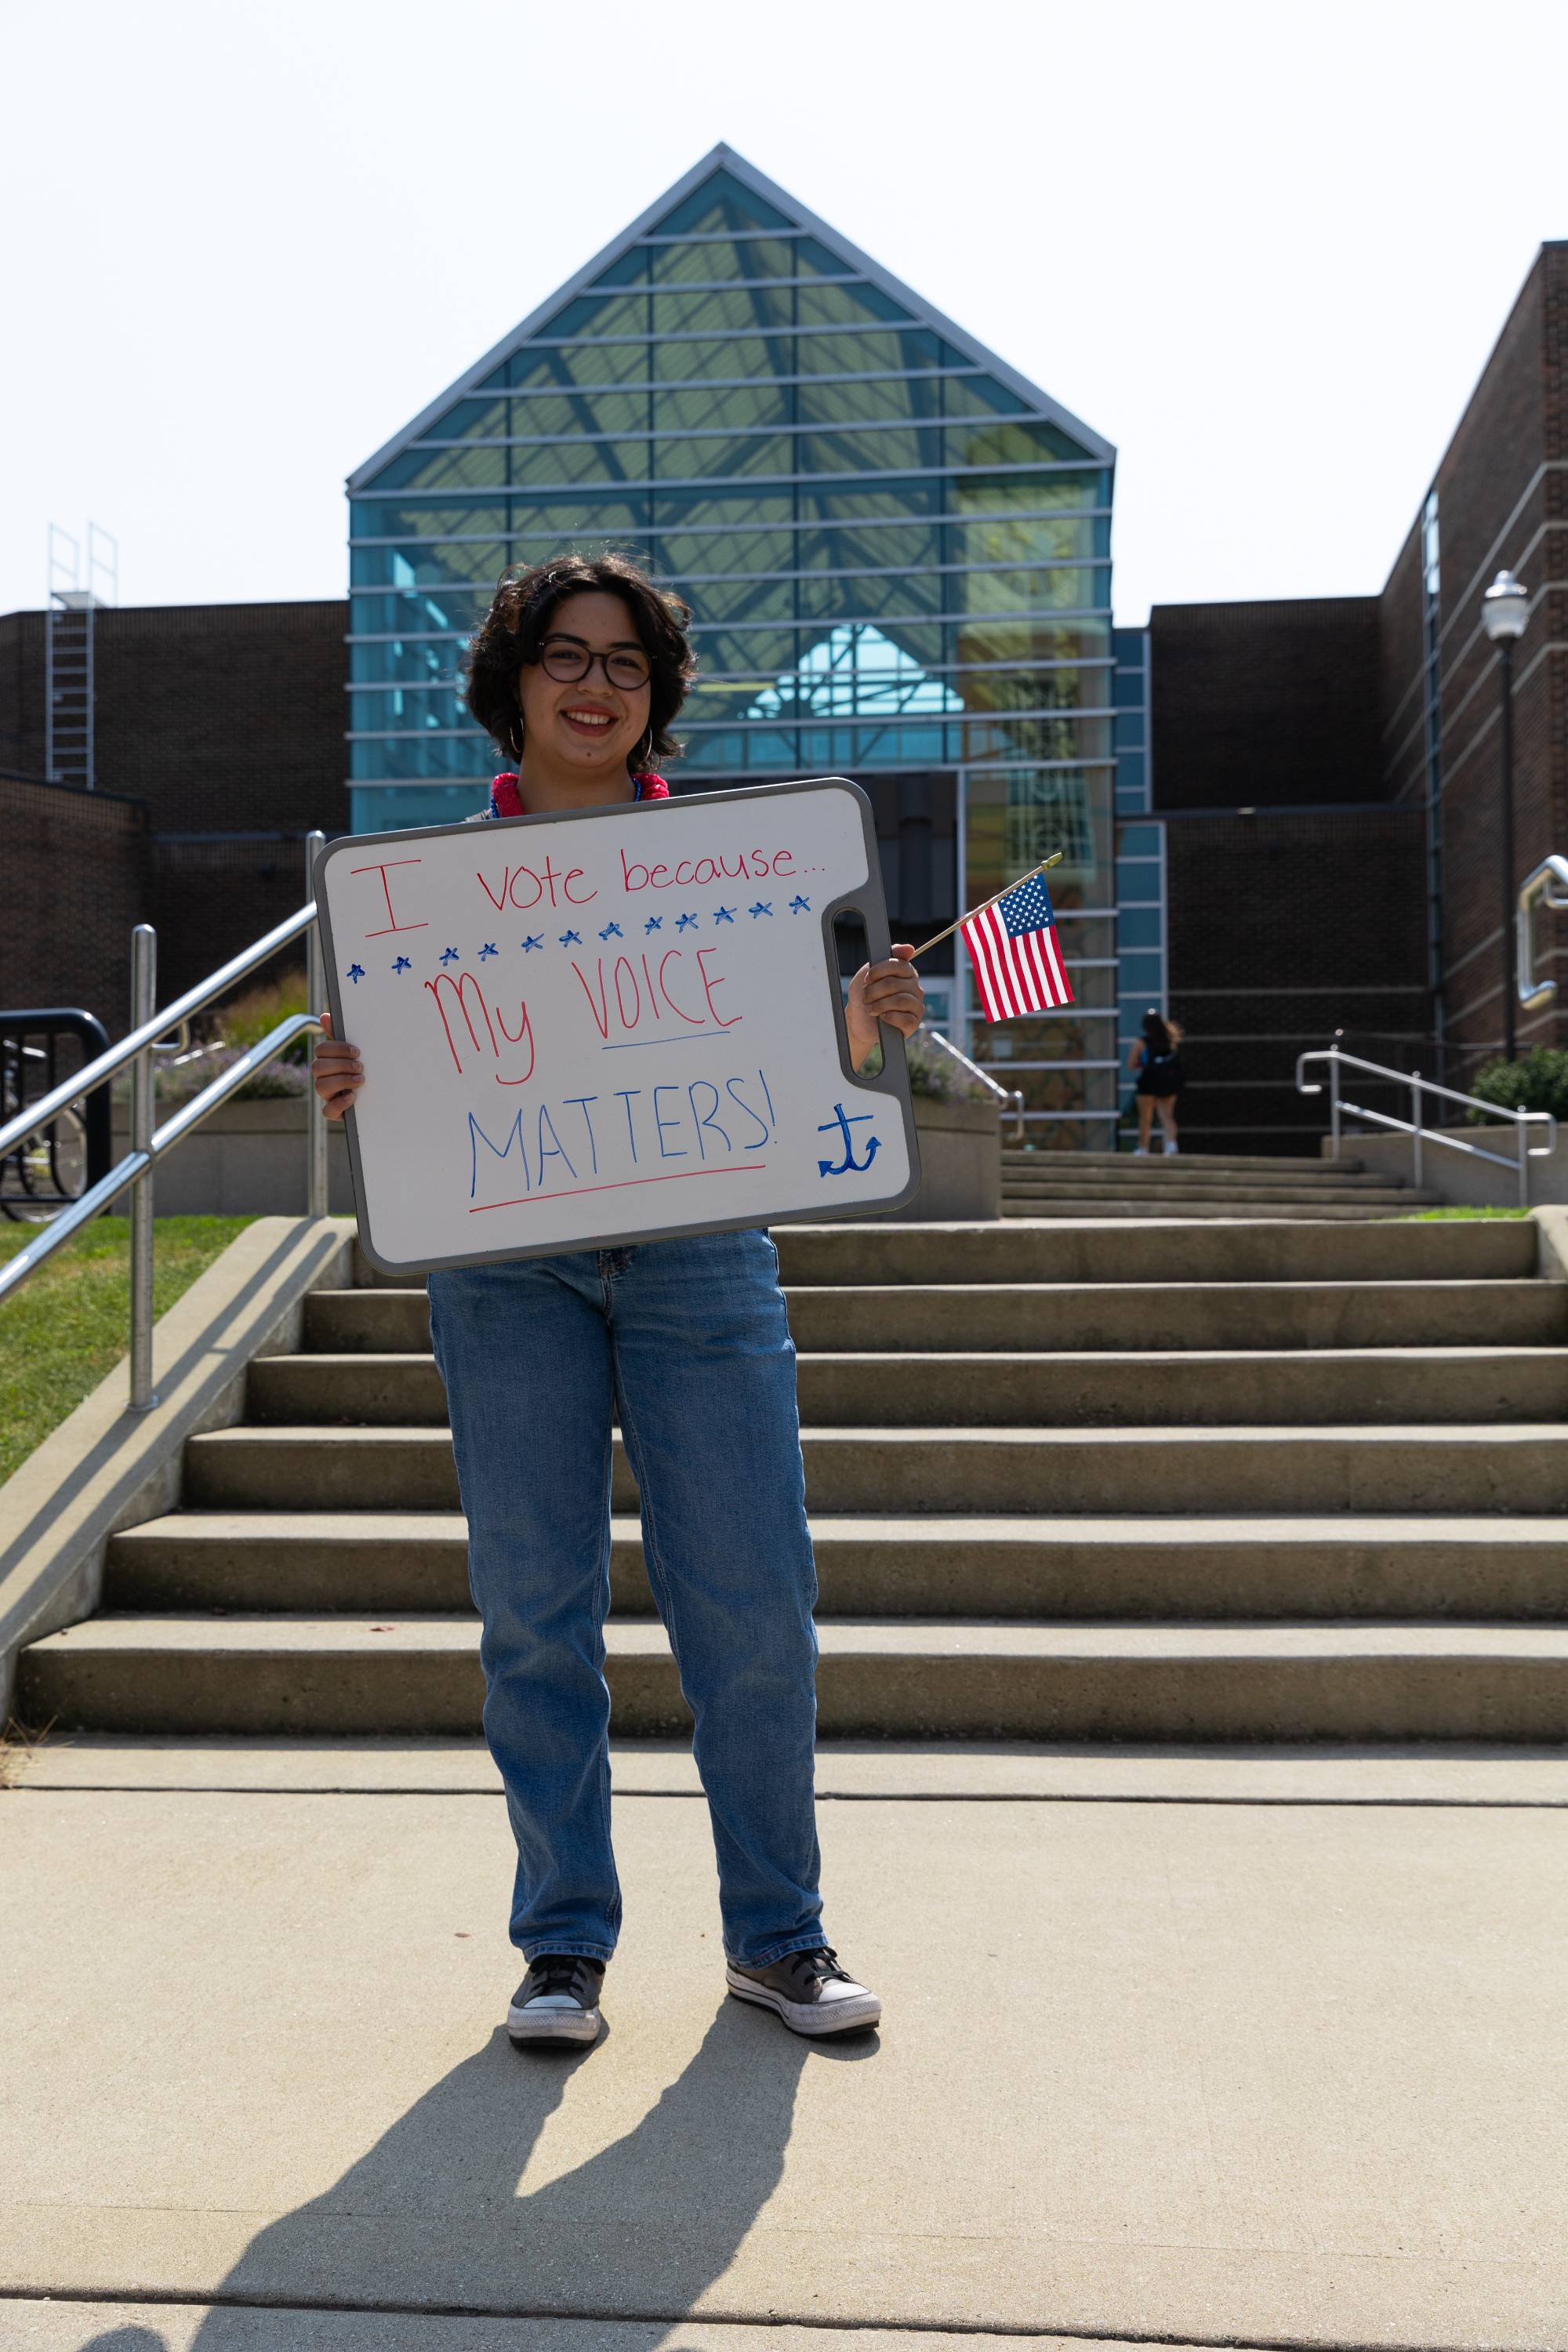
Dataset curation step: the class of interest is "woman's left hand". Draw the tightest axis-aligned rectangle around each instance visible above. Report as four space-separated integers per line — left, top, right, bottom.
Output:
845 944 925 1069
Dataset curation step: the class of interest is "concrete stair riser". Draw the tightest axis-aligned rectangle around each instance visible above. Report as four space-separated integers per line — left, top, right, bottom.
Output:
105 1512 1568 1621
20 1617 1568 1740
305 1279 1568 1356
350 1224 1539 1289
1003 1152 1370 1173
769 1223 1538 1283
999 1180 1428 1201
181 1422 1568 1515
246 1346 1568 1429
1000 1200 1446 1222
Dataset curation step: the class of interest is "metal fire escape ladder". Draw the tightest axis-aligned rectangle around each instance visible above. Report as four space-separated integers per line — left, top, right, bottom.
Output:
45 523 117 789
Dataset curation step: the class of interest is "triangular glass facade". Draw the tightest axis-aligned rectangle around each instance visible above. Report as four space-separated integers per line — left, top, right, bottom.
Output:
347 149 1120 1137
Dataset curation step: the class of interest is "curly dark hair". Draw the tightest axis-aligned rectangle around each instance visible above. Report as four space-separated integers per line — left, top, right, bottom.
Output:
463 551 696 768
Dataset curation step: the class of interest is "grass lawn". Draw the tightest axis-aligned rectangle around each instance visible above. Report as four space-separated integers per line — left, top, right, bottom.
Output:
0 1216 254 1487
1405 1206 1534 1219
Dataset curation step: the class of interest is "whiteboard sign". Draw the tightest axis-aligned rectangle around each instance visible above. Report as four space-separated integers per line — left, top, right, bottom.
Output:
314 778 920 1276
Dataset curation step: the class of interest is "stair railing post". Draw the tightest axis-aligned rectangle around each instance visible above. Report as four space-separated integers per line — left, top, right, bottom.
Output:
129 924 158 1411
304 829 328 1219
1518 1115 1530 1208
1410 1070 1423 1191
1329 1037 1341 1157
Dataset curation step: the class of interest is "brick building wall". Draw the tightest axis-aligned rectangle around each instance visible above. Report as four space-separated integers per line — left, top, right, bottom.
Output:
1162 806 1428 1149
1394 245 1568 1078
0 775 151 1036
0 598 347 1028
1149 597 1383 808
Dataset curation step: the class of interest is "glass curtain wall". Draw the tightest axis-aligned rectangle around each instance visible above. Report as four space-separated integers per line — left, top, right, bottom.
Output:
347 155 1116 1143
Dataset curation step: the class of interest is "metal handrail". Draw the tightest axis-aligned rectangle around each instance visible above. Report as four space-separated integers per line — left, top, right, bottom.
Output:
916 1024 1026 1144
0 832 329 1407
1295 1035 1555 1207
1517 855 1568 1011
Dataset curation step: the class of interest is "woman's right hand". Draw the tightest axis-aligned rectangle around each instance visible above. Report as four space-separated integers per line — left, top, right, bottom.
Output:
312 1011 364 1120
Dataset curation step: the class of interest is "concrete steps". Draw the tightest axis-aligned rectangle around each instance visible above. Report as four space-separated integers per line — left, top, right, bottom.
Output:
105 1511 1568 1620
248 1345 1568 1428
307 1280 1567 1354
998 1147 1440 1221
181 1421 1568 1517
24 1613 1568 1741
18 1214 1568 1744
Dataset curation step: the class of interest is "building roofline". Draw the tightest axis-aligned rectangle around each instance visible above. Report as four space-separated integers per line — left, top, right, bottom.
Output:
347 142 1114 491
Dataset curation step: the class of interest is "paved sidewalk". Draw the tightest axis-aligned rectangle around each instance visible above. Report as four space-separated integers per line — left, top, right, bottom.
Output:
2 1740 1566 2350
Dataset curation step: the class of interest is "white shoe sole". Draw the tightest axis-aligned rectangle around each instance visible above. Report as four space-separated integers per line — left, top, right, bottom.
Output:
507 2002 601 2045
725 1965 881 2036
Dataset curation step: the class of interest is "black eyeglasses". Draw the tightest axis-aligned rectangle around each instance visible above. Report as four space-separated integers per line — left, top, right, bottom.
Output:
538 635 652 691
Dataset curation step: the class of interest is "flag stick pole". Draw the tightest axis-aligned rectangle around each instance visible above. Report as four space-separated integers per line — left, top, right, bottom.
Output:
906 851 1064 963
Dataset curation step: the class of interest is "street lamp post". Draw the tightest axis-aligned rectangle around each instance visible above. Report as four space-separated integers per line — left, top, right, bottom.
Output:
1483 568 1530 1061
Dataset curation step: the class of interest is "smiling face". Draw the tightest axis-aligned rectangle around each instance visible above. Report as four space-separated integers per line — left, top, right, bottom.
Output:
515 590 653 786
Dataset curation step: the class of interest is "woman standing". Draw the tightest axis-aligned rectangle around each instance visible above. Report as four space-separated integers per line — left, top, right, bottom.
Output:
1129 1007 1185 1156
314 554 924 2047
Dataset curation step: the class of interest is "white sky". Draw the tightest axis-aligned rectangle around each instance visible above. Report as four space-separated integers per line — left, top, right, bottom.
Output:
4 0 1565 629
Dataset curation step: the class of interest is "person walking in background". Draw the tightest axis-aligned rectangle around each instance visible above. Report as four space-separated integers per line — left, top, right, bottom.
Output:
1129 1007 1185 1155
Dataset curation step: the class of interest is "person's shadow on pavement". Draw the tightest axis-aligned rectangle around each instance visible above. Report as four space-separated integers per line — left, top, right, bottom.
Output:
74 1998 873 2352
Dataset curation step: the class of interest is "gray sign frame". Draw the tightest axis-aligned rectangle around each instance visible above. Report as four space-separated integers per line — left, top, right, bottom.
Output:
314 775 922 1278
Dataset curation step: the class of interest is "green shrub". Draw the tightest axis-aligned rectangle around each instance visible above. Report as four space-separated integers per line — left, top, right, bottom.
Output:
902 1029 996 1104
1467 1048 1568 1123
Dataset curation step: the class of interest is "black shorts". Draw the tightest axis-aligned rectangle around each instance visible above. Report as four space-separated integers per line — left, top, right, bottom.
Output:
1136 1058 1185 1098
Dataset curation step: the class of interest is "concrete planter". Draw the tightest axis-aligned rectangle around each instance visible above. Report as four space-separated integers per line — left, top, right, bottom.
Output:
1325 1122 1568 1208
114 1086 1003 1223
897 1091 1002 1221
113 1097 356 1216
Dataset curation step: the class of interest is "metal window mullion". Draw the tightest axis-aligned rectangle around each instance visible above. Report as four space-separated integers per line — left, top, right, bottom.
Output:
353 456 1101 499
407 407 1057 452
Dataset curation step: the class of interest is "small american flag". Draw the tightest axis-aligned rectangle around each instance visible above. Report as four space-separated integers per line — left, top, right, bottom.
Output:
962 869 1074 1022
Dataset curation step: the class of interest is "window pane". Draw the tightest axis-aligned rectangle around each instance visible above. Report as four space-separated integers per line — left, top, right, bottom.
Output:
959 668 1113 717
798 481 942 523
956 514 1101 566
372 445 508 493
653 168 793 238
966 767 1113 907
797 281 913 328
509 340 654 389
586 249 648 289
499 390 651 436
352 588 489 637
656 526 796 579
546 291 650 339
652 489 794 532
654 432 793 481
653 335 795 381
956 619 1112 665
509 437 652 488
948 419 1090 467
350 638 464 686
412 395 510 445
349 734 490 781
688 626 800 673
652 382 792 433
795 327 957 372
963 716 1112 764
797 426 944 473
960 566 1110 614
956 469 1109 511
796 375 943 426
351 785 486 833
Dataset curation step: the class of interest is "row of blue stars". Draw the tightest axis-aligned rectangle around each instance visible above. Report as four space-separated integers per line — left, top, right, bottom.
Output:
344 896 812 982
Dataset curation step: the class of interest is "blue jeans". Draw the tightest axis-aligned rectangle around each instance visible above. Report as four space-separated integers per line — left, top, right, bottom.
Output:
428 1226 823 1969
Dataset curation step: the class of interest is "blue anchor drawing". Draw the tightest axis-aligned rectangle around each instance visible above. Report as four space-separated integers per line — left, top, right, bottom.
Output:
817 1102 881 1177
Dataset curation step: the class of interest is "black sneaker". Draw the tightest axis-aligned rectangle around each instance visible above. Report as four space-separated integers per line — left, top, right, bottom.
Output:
506 1954 604 2046
725 1944 881 2037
